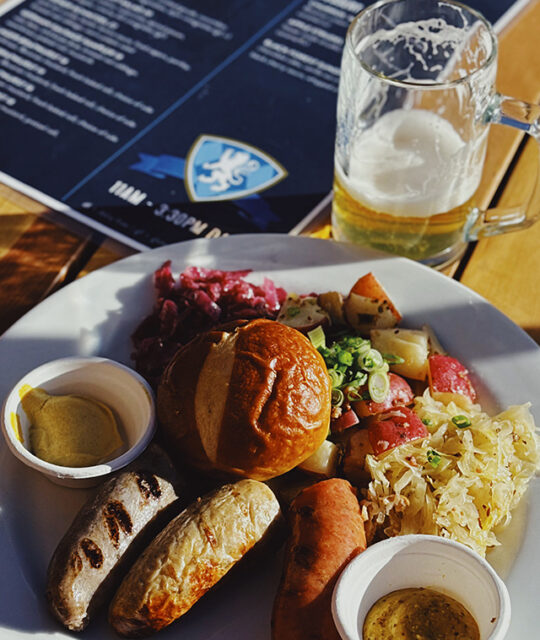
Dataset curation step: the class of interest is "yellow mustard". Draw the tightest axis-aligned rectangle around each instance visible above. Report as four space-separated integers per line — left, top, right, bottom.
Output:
20 386 123 467
363 587 480 640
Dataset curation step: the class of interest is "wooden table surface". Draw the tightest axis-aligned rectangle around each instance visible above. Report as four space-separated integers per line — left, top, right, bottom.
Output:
1 0 540 341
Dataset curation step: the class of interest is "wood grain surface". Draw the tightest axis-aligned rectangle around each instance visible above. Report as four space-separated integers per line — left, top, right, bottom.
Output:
461 139 540 341
0 0 539 339
457 0 540 341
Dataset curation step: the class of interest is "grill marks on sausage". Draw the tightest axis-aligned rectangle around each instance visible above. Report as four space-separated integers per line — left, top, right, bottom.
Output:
103 500 133 546
80 538 104 569
101 472 160 548
74 478 147 573
136 471 162 501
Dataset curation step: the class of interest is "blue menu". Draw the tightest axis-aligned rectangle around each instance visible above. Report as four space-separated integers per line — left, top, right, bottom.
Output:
0 0 519 249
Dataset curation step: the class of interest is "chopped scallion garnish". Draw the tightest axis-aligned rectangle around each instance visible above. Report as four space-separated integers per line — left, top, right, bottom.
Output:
368 370 390 403
452 415 471 429
348 376 366 389
317 333 390 403
382 353 405 365
422 417 433 426
345 386 364 401
338 350 354 366
355 341 372 357
331 388 344 407
328 368 345 389
362 349 384 371
307 325 326 350
426 449 442 468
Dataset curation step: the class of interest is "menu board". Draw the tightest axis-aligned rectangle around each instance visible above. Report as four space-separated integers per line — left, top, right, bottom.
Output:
0 0 523 249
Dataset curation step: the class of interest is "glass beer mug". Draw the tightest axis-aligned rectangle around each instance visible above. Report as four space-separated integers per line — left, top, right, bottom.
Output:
332 0 540 268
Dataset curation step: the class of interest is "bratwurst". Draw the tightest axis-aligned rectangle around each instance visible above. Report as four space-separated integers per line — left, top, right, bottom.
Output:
46 445 182 631
272 478 367 640
109 479 281 637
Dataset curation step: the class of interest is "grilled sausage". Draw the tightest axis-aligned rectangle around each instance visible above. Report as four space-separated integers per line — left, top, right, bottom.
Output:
272 478 367 640
46 445 182 631
109 479 281 637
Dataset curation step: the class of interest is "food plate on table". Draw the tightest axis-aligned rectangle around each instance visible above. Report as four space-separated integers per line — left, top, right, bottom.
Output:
0 234 539 639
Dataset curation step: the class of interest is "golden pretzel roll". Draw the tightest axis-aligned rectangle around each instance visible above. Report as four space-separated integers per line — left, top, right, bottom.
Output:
157 318 331 480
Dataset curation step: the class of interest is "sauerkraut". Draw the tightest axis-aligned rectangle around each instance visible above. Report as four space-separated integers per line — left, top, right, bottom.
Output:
361 390 540 556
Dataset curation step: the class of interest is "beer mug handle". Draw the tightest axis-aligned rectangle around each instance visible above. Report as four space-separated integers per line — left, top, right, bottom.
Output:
466 93 540 240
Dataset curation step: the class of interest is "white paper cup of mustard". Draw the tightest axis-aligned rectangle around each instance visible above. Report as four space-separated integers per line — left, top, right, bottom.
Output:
332 534 511 640
1 356 156 488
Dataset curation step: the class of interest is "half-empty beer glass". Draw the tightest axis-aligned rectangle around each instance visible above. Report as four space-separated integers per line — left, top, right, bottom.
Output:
332 0 540 267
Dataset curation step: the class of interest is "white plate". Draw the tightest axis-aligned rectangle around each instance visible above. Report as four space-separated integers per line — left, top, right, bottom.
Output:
0 234 538 639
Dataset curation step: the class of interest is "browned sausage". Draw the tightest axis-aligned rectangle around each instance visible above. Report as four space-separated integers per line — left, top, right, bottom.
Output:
272 478 366 640
109 479 281 637
46 445 183 631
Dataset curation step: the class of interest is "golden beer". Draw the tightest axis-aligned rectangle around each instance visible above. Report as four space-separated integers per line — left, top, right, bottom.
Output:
332 109 487 264
332 170 477 263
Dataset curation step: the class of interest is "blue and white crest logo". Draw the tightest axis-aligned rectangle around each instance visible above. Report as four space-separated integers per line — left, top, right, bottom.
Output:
185 135 286 202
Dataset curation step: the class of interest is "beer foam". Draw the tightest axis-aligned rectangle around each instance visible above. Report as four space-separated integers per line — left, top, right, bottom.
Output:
354 12 492 84
340 109 485 218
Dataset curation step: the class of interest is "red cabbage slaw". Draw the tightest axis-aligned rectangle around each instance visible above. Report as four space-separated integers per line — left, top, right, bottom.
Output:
131 262 287 387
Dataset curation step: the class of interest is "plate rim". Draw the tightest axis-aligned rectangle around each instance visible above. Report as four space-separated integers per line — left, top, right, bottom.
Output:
0 233 538 640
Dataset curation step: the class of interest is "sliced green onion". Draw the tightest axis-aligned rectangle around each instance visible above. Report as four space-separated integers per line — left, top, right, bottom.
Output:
422 417 433 426
354 341 372 357
368 370 390 403
331 388 344 407
328 368 345 388
452 415 471 429
338 350 354 366
362 349 384 371
426 449 442 468
345 386 364 401
345 377 363 390
352 371 368 386
308 325 326 350
287 306 300 317
317 333 395 407
318 346 331 359
383 353 405 365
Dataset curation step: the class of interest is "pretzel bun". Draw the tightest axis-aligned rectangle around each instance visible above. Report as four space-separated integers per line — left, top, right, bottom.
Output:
157 318 331 481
